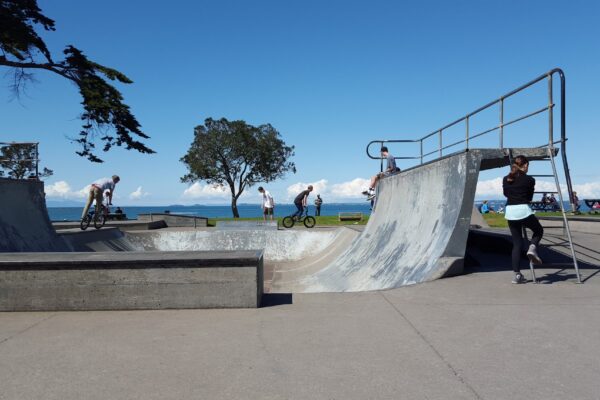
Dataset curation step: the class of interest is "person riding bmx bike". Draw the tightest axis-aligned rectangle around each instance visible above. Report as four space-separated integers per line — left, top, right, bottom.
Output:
81 175 120 222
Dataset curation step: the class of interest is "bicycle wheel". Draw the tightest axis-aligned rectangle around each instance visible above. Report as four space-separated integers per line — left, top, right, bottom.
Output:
94 213 107 229
80 215 90 230
303 216 316 228
282 216 295 228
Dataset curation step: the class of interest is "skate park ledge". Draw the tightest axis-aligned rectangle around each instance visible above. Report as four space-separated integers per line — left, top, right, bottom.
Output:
0 250 263 311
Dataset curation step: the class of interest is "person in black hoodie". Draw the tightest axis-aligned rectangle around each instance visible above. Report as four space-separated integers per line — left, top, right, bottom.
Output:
502 155 543 284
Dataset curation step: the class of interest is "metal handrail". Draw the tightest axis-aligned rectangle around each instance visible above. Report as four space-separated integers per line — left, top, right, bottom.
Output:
0 141 40 178
365 68 574 209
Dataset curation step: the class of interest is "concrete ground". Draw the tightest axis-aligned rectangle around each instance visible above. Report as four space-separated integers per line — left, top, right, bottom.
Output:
1 267 599 399
1 222 598 400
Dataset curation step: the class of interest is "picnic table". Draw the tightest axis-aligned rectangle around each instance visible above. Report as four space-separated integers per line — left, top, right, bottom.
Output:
530 201 560 212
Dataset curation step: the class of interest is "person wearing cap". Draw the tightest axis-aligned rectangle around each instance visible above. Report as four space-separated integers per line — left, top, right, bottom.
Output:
258 186 275 221
292 185 313 220
362 146 400 200
81 175 120 220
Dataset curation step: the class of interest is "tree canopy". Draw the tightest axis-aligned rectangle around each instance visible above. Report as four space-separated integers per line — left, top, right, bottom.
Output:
181 118 296 218
0 143 53 179
0 0 154 162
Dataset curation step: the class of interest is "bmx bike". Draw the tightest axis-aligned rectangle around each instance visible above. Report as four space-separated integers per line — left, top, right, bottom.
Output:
282 207 316 229
80 203 109 230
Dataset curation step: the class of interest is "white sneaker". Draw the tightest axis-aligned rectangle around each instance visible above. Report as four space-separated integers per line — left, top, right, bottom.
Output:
527 244 542 265
512 273 527 284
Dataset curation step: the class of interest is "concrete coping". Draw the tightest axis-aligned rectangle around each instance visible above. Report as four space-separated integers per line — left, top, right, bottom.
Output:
0 250 264 270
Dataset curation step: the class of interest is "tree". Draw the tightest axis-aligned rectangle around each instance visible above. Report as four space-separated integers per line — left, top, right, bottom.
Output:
0 0 154 162
181 118 296 218
0 143 53 179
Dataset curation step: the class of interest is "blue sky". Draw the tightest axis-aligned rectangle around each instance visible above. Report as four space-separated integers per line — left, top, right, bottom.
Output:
2 0 600 206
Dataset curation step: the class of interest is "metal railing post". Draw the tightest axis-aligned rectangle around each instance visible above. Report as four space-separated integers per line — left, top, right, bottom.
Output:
465 116 470 149
35 142 39 177
438 130 442 157
548 74 554 146
499 98 504 148
420 140 423 164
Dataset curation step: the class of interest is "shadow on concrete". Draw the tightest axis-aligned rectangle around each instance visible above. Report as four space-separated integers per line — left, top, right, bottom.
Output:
261 293 293 308
465 229 599 284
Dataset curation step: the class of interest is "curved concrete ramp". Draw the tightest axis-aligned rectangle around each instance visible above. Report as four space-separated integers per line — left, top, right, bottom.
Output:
272 151 482 292
0 178 71 252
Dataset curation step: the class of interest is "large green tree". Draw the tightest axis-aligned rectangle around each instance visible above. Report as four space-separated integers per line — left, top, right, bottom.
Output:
181 118 296 218
0 143 53 179
0 0 154 162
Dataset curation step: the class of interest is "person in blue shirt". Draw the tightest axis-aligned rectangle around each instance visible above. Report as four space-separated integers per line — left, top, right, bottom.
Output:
481 201 490 214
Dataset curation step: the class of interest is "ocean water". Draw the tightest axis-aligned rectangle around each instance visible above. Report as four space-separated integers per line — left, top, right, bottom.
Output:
47 203 374 221
48 200 592 222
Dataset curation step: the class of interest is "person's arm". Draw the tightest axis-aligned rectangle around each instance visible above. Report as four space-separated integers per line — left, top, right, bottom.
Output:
527 177 535 202
303 194 308 207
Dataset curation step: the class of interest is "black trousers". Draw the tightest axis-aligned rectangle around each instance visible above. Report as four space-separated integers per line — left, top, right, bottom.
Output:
507 214 544 273
315 206 321 216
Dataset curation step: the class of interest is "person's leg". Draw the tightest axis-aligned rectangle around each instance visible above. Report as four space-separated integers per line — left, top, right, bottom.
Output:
522 214 543 246
507 219 524 274
93 188 103 217
522 214 543 264
263 208 266 222
81 189 95 219
293 202 303 218
270 208 274 221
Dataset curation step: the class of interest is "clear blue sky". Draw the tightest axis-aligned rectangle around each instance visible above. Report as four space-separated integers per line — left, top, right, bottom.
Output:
2 0 599 205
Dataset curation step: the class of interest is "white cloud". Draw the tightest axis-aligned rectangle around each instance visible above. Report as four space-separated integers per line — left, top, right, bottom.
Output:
129 186 149 200
476 178 600 200
573 182 600 198
286 179 328 200
330 178 370 198
45 181 88 199
182 182 229 199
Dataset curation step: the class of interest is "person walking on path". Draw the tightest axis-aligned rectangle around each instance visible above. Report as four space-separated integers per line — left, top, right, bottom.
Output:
293 185 313 219
81 175 120 220
502 155 543 284
258 186 275 221
314 194 323 216
362 146 400 200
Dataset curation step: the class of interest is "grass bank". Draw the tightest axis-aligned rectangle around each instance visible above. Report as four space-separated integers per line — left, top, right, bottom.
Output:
482 211 600 228
207 215 369 227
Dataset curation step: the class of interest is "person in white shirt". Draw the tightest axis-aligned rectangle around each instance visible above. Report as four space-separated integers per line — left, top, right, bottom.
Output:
258 186 275 221
81 175 120 219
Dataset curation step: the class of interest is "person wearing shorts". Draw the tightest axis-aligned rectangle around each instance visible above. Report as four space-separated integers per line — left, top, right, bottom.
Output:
258 186 275 221
362 146 400 200
81 175 120 220
503 155 543 284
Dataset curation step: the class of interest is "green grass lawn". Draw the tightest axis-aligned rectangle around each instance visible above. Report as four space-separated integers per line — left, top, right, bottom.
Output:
207 215 369 227
482 211 600 228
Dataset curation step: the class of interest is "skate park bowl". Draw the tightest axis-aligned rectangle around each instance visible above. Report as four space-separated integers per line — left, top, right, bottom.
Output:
0 147 556 312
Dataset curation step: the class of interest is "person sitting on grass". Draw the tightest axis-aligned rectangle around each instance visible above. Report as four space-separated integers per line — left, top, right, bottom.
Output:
362 146 400 200
480 200 490 214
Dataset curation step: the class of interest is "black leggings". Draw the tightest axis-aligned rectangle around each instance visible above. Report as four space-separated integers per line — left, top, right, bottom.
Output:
507 214 544 273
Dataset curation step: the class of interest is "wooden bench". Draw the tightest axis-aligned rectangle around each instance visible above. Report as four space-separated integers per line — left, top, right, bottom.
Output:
338 212 363 221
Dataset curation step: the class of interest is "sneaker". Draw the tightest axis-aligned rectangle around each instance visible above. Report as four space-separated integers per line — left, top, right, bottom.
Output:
361 190 370 195
512 273 527 284
526 244 543 265
367 193 376 201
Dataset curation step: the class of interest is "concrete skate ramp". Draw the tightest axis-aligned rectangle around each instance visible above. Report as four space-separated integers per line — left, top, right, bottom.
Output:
125 229 350 262
275 148 553 293
272 152 481 292
0 178 71 252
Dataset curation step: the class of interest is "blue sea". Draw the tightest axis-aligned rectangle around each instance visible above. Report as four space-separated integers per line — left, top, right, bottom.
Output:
47 203 374 221
48 200 593 222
